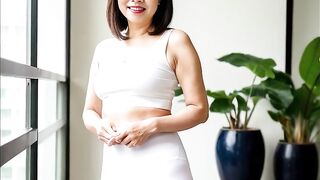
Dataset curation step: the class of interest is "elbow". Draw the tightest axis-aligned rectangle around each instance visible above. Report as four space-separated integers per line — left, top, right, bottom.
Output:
82 111 88 127
198 103 209 124
82 110 92 129
201 108 209 124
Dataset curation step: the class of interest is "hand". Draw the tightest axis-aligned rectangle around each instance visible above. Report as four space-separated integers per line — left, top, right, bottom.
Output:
95 118 120 146
115 118 158 148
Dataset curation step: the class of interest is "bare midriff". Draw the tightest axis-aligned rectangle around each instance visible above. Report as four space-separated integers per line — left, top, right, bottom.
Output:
102 107 171 126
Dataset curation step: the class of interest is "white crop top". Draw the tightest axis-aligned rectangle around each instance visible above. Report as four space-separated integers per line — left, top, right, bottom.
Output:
91 29 178 112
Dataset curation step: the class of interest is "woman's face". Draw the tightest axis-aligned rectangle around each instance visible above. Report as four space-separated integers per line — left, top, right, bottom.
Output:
117 0 159 26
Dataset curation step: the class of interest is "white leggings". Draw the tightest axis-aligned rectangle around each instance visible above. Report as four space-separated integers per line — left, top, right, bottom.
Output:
100 132 193 180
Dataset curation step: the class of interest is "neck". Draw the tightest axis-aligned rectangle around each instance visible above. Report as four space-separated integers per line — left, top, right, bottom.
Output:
127 23 153 39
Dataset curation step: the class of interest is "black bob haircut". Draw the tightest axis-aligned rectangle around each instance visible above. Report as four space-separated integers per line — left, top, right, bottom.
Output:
106 0 173 40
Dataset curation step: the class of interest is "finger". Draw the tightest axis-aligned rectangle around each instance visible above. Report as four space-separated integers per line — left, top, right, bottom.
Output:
120 135 132 146
97 128 113 139
127 141 137 148
107 137 121 146
98 135 109 144
115 131 128 143
103 123 119 137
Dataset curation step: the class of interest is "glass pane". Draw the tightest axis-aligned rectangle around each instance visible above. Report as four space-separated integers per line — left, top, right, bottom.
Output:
0 150 27 180
37 0 66 75
0 0 28 63
38 80 57 131
56 127 66 180
0 76 27 145
38 133 56 180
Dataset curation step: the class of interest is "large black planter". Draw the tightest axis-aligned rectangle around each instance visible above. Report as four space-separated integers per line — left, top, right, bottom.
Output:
216 128 265 180
274 142 319 180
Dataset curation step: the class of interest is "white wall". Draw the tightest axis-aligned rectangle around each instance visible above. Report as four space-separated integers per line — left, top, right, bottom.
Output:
70 0 110 179
70 0 287 180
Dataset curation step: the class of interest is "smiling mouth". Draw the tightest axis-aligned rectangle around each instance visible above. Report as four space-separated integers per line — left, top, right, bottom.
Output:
128 6 146 13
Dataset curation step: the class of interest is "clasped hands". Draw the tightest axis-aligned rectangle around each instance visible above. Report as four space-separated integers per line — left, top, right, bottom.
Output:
96 118 157 148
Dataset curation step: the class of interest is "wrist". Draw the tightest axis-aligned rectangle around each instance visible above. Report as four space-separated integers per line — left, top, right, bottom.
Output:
93 117 103 134
147 117 160 134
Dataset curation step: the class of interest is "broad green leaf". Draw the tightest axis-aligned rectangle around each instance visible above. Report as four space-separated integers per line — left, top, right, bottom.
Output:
286 84 310 119
241 84 268 97
273 70 295 88
309 108 320 132
315 86 320 95
299 37 320 89
252 96 262 105
263 79 294 110
218 53 276 78
174 87 183 96
209 98 233 113
207 90 228 98
268 111 282 122
236 95 248 111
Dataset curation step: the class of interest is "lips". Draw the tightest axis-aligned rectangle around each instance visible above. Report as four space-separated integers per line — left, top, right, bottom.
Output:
128 6 146 14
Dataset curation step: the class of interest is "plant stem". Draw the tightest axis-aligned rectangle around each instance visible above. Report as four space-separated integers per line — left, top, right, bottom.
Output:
232 106 239 128
245 103 257 128
225 113 234 129
244 75 257 128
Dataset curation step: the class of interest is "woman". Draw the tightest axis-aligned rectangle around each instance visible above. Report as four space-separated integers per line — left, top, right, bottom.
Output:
82 0 208 179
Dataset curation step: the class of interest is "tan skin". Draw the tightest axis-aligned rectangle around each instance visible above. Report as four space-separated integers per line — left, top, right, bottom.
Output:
83 0 208 148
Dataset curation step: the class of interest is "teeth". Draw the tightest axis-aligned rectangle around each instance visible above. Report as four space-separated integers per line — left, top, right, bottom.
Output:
130 7 144 11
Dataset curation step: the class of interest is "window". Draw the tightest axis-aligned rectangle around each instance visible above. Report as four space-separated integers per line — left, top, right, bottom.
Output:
0 77 26 145
37 0 67 75
0 0 70 179
0 0 28 64
0 150 27 180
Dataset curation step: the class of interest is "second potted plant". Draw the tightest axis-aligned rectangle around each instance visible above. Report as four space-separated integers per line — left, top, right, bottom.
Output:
207 53 278 180
262 37 320 180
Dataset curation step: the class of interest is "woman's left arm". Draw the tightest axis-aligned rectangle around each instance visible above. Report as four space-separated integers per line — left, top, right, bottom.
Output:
153 29 209 133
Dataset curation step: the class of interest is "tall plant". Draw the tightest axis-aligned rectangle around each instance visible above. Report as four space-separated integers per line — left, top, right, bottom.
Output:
206 54 277 129
263 37 320 143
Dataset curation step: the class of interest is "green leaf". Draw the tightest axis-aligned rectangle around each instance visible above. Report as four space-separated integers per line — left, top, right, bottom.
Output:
236 95 248 111
309 108 320 132
286 84 310 119
174 87 183 96
299 37 320 89
268 110 282 122
218 53 276 78
207 90 228 98
251 96 262 105
209 98 233 113
241 84 268 97
263 79 294 110
272 70 295 88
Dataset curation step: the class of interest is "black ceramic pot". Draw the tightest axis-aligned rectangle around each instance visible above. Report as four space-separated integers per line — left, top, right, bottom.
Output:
274 142 318 180
216 128 265 180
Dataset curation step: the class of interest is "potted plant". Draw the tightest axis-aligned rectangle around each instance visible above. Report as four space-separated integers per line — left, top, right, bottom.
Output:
260 36 320 180
206 54 279 180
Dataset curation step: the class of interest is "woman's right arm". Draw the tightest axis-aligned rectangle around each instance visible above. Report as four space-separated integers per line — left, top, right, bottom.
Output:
82 45 118 144
82 75 103 135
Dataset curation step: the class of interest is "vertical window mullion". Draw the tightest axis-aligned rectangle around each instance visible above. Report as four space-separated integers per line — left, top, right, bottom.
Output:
28 0 38 179
65 0 71 179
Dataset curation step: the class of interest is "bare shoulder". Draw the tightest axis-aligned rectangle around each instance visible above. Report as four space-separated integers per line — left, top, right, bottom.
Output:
169 29 192 47
168 29 197 62
97 38 118 49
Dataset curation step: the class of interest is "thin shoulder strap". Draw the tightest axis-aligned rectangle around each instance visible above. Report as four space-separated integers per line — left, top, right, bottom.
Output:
158 29 174 51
